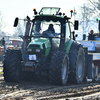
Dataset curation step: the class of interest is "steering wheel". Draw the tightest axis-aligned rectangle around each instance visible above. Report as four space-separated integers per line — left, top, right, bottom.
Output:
42 31 52 36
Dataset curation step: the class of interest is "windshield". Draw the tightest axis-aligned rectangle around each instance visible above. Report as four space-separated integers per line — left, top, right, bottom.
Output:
32 20 61 48
32 20 61 36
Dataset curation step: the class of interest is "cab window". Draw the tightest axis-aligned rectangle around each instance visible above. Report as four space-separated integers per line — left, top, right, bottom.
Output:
66 23 70 41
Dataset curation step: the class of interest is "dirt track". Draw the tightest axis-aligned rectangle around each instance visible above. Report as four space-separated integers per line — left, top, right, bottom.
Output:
0 74 100 100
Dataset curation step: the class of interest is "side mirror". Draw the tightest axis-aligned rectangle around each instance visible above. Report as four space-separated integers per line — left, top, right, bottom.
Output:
13 17 19 27
27 16 30 20
74 20 79 30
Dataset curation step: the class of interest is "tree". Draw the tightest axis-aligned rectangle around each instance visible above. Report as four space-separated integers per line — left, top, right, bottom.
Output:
76 1 99 40
0 11 6 36
0 12 4 31
13 21 25 39
87 0 100 12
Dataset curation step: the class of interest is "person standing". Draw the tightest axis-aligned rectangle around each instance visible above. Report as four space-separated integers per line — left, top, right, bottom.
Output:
88 30 96 40
1 37 6 53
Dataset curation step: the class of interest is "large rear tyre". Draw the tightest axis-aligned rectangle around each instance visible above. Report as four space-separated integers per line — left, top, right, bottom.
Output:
68 46 85 84
3 50 22 82
49 51 69 85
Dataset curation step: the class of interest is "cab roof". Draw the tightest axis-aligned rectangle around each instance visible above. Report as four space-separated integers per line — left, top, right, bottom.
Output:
33 7 71 20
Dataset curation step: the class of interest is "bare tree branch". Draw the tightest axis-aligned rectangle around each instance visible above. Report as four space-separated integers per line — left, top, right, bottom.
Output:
13 21 25 39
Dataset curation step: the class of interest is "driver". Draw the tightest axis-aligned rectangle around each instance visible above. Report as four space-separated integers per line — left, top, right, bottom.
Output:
43 24 55 35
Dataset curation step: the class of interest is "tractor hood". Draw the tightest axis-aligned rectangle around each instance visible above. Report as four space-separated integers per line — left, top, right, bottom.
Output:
27 38 51 56
27 38 51 49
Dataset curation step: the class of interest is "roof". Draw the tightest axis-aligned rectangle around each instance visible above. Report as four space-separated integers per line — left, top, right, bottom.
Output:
39 7 60 15
33 7 70 20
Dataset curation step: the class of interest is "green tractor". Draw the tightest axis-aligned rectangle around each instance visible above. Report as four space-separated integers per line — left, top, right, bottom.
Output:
3 7 86 85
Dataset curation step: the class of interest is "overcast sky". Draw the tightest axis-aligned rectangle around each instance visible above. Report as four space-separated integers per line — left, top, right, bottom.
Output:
0 0 87 34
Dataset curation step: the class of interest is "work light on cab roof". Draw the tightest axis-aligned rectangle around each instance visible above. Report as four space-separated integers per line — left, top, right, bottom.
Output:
70 10 73 17
33 8 37 15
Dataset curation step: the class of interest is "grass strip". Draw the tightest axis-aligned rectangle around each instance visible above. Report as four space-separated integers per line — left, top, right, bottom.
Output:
0 67 3 74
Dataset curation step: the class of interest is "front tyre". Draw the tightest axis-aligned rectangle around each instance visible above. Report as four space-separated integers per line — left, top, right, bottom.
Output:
3 50 22 82
49 51 69 85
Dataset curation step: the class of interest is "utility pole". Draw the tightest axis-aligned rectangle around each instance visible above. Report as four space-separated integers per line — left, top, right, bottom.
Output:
83 4 85 35
73 7 77 21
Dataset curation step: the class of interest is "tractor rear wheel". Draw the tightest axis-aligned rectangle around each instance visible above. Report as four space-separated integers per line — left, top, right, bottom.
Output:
49 51 69 85
3 50 22 82
68 46 85 84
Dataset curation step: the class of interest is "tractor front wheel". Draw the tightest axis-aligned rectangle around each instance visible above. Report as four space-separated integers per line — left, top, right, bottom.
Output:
3 50 22 82
49 51 69 85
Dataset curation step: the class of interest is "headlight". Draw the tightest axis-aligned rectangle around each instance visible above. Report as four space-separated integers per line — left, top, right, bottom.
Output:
27 49 32 52
36 49 40 52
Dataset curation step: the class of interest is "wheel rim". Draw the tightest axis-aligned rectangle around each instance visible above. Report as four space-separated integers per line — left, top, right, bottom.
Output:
77 55 83 78
92 63 95 79
62 58 67 80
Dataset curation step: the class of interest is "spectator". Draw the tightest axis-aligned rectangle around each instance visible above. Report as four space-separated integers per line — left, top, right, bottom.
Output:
1 37 5 46
88 30 96 40
1 37 6 53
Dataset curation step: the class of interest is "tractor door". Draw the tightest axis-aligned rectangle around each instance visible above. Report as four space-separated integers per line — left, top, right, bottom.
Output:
59 19 71 51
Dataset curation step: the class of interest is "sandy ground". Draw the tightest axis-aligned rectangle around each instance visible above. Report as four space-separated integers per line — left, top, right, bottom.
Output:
0 74 100 100
1 59 100 100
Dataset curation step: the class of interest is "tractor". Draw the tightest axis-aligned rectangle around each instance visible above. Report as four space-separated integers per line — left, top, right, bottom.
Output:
3 7 93 85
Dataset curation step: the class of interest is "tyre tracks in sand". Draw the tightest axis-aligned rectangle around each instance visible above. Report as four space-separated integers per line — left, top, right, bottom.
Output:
0 75 100 100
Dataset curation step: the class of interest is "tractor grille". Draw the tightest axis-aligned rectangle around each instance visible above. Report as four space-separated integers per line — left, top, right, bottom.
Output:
29 44 40 48
27 44 46 58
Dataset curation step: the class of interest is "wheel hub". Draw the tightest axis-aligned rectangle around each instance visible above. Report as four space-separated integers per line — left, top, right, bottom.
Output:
62 59 67 80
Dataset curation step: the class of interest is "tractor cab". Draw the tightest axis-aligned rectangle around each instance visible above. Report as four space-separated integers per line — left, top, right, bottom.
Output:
14 7 78 54
27 7 78 53
31 19 61 51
